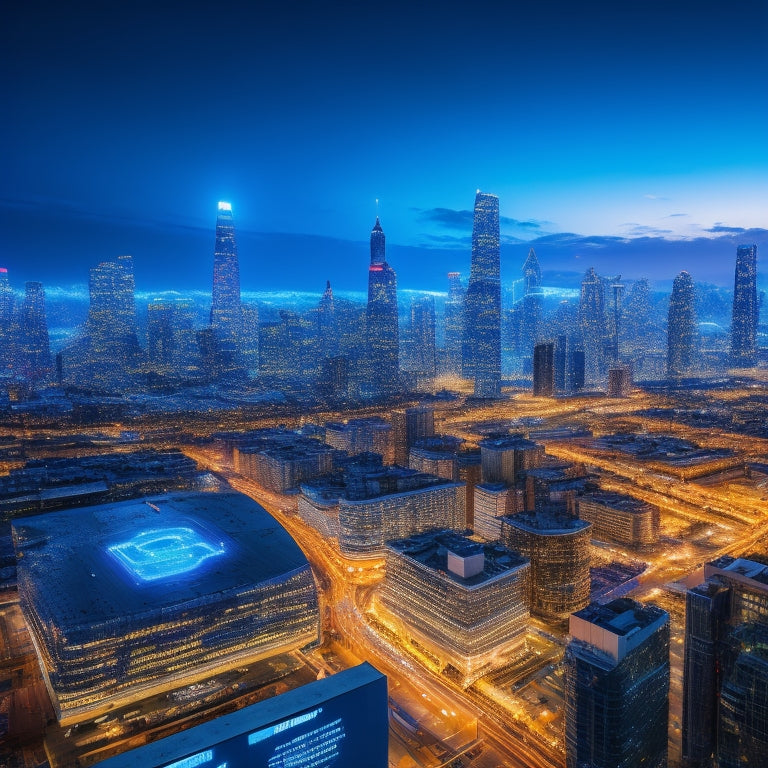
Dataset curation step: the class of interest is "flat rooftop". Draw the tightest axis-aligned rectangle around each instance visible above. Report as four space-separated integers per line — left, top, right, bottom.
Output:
573 598 667 637
479 435 539 452
387 529 527 587
706 555 768 588
580 491 652 514
13 491 310 633
504 508 591 535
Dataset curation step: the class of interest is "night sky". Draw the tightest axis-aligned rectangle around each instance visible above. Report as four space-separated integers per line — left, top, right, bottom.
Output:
2 0 767 293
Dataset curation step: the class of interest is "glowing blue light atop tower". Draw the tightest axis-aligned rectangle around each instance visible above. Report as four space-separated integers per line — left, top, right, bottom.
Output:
217 201 232 212
108 526 225 582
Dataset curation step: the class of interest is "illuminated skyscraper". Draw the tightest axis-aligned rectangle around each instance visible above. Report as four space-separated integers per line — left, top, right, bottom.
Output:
579 267 607 385
520 247 542 356
365 217 399 395
444 272 464 374
0 268 15 373
667 270 696 377
463 191 501 397
730 244 758 366
210 201 243 353
408 295 436 380
18 281 52 382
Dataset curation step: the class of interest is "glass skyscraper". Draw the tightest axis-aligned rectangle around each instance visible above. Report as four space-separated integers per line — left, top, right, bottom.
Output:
444 272 464 375
210 201 243 354
579 267 608 386
730 244 758 367
462 191 501 397
667 270 696 377
365 217 399 395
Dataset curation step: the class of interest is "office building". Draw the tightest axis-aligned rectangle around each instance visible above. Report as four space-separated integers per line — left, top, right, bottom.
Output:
730 244 758 366
682 556 768 767
409 435 481 525
607 365 632 397
444 271 465 374
533 342 554 396
18 281 52 383
463 191 502 397
0 268 14 373
473 482 521 540
520 247 543 356
382 530 529 683
565 598 670 768
337 466 465 558
58 255 143 391
146 298 198 377
579 267 608 385
210 201 243 355
325 417 394 464
479 435 543 485
501 507 591 621
365 217 399 395
14 491 320 723
578 491 659 548
392 405 435 466
667 270 697 377
406 295 437 382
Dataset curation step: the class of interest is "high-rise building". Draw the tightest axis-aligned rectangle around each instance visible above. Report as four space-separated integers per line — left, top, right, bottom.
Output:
444 271 465 375
565 598 670 768
59 255 143 390
318 279 338 358
730 244 758 366
682 556 768 767
579 267 608 385
407 295 436 381
533 342 554 396
147 298 197 376
210 201 243 355
667 270 696 377
0 268 15 373
365 218 399 395
520 247 543 356
392 406 435 466
382 530 530 684
463 191 501 397
18 281 52 383
500 507 591 621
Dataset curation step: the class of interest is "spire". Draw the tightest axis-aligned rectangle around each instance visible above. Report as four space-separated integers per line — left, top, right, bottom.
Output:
523 247 541 293
370 217 386 265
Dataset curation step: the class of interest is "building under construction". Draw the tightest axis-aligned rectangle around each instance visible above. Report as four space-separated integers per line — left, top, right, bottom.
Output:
500 506 591 622
381 529 529 684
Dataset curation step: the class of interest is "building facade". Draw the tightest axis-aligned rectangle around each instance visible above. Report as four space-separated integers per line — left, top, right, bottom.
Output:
463 191 501 397
730 244 758 366
667 270 697 377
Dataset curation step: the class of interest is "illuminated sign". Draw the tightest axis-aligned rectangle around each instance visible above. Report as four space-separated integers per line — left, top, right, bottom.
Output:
218 201 232 212
96 664 387 768
108 527 225 582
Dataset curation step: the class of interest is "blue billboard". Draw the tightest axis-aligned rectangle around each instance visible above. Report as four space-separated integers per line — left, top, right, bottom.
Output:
96 664 387 768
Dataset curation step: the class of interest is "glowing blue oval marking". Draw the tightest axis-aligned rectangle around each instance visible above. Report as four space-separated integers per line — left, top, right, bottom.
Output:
108 527 225 582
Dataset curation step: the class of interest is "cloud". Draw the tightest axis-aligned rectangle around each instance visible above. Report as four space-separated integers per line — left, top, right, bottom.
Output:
623 224 674 236
643 194 669 201
666 213 689 218
705 225 747 234
416 207 546 232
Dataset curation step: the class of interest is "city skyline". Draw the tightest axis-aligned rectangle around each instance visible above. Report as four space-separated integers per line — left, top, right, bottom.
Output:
2 1 766 290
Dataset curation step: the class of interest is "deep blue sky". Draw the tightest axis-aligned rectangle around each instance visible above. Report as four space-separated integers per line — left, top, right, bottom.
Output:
2 0 767 293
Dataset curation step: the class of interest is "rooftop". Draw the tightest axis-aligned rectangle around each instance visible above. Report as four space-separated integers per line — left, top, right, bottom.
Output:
504 507 591 535
573 598 667 637
387 529 527 587
13 491 310 632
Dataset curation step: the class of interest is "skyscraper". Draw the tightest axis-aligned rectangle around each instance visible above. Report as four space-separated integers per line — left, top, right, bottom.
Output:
463 191 501 397
730 244 758 367
579 267 608 385
0 268 16 373
520 248 542 356
18 281 52 383
682 556 768 767
365 217 399 395
444 272 464 375
667 270 696 378
210 201 243 353
408 295 436 380
532 342 554 396
565 599 670 768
